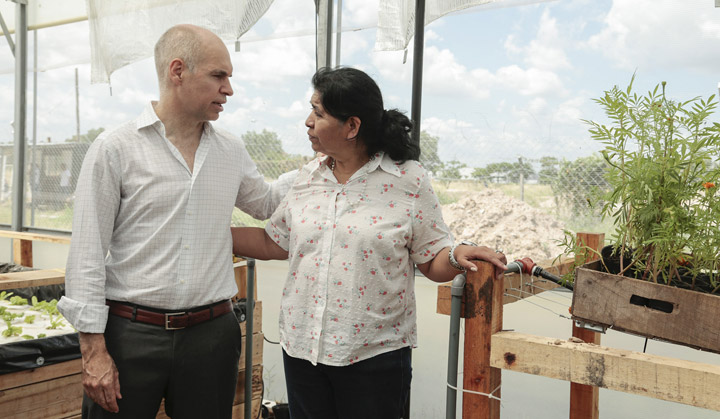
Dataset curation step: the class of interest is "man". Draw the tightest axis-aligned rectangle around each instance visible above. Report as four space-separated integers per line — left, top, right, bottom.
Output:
58 24 292 418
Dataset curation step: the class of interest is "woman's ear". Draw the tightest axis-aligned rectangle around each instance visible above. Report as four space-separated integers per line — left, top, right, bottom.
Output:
346 116 361 141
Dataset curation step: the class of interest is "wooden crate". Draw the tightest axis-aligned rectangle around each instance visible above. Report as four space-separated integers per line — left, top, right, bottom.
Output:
0 302 264 419
572 260 720 353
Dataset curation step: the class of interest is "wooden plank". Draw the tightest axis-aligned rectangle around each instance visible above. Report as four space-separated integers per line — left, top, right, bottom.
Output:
239 332 264 368
0 269 65 290
0 230 71 245
233 364 263 405
490 331 720 411
239 300 263 337
572 265 720 354
0 373 82 418
437 255 575 316
462 261 502 419
233 262 257 301
231 396 263 419
570 232 603 419
12 238 33 268
0 359 82 391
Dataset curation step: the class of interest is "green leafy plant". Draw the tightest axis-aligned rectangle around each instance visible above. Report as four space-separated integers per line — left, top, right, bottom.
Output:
0 291 13 302
32 298 59 315
2 312 23 322
9 296 28 305
24 315 36 324
585 75 720 290
46 314 65 330
2 321 22 337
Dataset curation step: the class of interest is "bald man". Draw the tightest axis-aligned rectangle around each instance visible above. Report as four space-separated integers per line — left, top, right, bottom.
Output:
58 24 292 418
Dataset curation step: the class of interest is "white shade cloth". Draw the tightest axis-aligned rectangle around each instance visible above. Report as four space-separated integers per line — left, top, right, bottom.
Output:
85 0 275 83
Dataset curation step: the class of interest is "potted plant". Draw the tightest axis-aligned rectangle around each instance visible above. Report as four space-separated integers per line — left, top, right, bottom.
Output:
566 76 720 353
584 75 720 291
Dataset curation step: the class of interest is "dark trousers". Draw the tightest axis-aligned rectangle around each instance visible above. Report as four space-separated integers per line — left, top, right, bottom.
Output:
82 310 242 419
283 347 412 419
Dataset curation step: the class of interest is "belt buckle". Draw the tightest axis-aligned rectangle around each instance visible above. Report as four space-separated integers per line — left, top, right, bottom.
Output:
165 312 186 330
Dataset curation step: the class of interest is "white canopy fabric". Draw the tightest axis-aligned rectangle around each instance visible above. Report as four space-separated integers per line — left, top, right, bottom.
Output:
86 0 275 83
375 0 555 51
0 0 87 32
2 0 557 82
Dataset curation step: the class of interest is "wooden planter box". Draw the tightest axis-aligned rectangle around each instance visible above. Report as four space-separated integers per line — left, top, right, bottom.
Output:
572 260 720 354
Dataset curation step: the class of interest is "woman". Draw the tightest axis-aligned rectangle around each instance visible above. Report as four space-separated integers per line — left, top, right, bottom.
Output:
232 67 506 419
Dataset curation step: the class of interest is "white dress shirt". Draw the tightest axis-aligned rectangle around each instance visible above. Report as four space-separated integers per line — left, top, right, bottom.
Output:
58 103 293 333
266 152 453 366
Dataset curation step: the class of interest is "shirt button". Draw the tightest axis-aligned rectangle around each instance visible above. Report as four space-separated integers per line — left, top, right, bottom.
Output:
187 211 193 216
180 280 186 284
184 245 190 250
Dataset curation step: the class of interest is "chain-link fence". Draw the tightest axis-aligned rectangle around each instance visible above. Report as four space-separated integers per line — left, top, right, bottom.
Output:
0 128 613 243
0 142 87 231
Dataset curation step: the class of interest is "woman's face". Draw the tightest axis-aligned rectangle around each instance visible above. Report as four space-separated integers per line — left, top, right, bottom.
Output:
305 90 350 157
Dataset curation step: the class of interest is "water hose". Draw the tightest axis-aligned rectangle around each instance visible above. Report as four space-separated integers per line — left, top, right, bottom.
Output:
504 257 573 291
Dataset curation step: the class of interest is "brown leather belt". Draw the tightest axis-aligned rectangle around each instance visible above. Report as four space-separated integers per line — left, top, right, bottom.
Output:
107 299 233 330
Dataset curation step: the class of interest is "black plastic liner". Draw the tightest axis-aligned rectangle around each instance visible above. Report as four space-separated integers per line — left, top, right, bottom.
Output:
0 263 80 375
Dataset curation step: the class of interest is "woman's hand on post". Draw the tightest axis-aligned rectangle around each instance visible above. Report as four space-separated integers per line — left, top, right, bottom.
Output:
455 245 507 280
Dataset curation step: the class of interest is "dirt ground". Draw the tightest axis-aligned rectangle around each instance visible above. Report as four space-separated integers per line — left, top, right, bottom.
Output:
441 188 567 264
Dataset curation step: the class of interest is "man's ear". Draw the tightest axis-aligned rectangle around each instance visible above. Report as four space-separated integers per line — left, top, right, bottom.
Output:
346 116 361 140
169 58 184 84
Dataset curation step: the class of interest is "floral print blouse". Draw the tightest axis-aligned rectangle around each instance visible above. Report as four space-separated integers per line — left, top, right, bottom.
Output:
265 152 453 366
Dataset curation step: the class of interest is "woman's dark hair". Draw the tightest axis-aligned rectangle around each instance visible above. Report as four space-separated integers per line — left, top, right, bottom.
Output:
311 67 420 162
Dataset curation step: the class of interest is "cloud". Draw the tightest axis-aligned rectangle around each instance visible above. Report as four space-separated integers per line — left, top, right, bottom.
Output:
232 37 316 85
524 10 572 71
495 65 566 96
587 0 720 73
371 44 493 99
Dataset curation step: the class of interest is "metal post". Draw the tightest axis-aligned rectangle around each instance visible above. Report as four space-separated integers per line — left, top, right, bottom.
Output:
335 0 342 66
30 29 36 226
75 68 80 142
244 258 255 419
518 157 524 202
446 273 466 419
410 0 426 148
12 0 28 234
324 0 333 68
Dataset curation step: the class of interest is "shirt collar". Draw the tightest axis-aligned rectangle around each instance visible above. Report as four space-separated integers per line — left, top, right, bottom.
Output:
312 151 403 179
136 101 214 137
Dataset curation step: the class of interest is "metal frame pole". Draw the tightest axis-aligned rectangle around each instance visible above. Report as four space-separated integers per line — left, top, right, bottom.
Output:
335 0 342 66
446 273 466 419
244 259 256 419
410 0 426 147
12 0 28 235
324 0 333 68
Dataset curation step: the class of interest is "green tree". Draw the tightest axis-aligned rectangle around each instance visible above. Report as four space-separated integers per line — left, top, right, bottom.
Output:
552 154 609 215
241 129 311 178
508 160 535 182
472 162 514 183
419 131 442 175
242 129 287 161
66 127 104 143
538 156 559 185
438 160 466 179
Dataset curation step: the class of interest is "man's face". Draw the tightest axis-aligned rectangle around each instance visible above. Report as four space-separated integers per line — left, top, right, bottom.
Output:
180 38 234 122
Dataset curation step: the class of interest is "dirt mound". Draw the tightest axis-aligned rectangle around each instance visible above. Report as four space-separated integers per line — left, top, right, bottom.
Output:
441 189 566 263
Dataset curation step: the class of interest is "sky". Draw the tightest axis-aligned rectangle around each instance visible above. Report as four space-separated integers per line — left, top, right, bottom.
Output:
1 0 720 171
